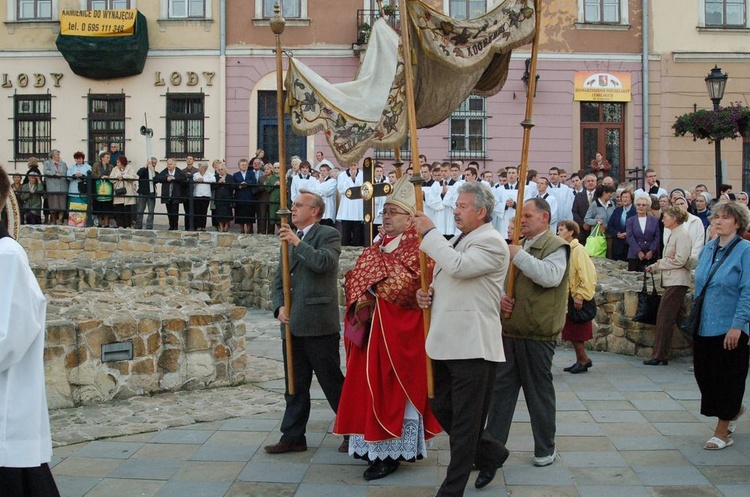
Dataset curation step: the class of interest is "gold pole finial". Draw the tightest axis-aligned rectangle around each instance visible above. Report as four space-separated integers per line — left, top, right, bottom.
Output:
270 2 286 35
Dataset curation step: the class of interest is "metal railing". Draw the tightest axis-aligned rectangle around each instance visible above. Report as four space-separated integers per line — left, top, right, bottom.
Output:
10 172 281 233
355 9 400 45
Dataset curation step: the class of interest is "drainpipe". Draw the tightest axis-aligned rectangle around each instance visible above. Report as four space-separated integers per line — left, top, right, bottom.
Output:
641 0 649 186
219 0 227 159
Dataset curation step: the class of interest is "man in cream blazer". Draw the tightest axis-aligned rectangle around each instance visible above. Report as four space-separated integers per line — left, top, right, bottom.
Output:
414 181 511 496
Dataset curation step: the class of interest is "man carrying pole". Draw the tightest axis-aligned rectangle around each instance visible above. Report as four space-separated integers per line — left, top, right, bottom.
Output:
265 4 347 456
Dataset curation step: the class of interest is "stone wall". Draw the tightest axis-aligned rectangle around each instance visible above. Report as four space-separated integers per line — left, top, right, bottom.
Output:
22 226 693 408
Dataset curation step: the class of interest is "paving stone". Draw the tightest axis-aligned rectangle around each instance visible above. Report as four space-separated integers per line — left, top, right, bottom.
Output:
154 481 232 497
190 444 259 462
84 478 165 497
224 481 297 497
237 461 309 483
219 418 280 432
149 429 214 445
590 410 648 423
131 443 201 460
559 451 628 467
295 483 368 497
52 476 102 497
52 457 122 477
107 459 183 480
578 485 652 497
73 441 144 459
632 465 711 486
568 467 642 486
610 436 676 451
171 461 246 482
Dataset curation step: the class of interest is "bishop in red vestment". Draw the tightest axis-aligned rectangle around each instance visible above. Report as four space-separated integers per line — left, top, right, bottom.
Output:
334 176 441 481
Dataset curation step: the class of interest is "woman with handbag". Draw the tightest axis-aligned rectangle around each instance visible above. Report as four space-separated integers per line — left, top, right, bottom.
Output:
692 202 750 450
607 189 636 262
110 155 137 229
643 206 693 366
584 184 616 257
625 194 660 272
558 221 598 374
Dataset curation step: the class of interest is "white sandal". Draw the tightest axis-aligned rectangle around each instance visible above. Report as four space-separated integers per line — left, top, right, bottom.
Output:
728 405 746 435
704 436 734 450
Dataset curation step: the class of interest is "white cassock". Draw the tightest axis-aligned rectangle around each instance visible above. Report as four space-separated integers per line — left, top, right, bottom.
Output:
442 179 465 235
497 182 537 240
311 176 338 222
422 181 436 222
548 183 574 221
374 177 387 226
0 237 52 468
491 184 506 235
425 181 448 234
537 192 559 233
336 170 364 221
290 173 314 201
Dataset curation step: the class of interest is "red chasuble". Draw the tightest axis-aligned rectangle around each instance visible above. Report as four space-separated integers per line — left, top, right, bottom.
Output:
334 225 441 442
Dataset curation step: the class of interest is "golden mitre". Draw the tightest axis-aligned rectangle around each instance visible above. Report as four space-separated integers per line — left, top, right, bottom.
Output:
385 174 416 215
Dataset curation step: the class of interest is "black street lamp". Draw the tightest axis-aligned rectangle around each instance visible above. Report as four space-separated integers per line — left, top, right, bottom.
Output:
705 65 728 198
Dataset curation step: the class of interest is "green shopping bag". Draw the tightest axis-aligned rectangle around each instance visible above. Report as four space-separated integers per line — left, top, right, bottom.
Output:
585 224 607 258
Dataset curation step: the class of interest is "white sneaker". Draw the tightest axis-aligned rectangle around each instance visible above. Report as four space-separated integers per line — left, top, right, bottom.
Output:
533 450 556 467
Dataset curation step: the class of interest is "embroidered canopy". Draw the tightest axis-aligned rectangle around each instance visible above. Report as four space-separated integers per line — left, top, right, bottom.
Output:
286 0 536 165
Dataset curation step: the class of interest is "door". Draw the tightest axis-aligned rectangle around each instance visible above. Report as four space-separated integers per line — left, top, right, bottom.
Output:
581 102 625 181
258 91 307 164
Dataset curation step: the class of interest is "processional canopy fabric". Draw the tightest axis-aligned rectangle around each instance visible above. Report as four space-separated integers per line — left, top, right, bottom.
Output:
286 0 536 165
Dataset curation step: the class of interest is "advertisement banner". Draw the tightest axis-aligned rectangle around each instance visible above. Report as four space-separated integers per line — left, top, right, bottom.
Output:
60 9 137 37
574 72 632 102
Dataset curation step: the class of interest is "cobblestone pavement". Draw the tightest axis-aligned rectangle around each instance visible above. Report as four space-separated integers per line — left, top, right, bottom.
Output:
50 309 750 496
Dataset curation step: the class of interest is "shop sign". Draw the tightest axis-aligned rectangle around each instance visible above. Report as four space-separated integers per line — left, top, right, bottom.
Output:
574 72 631 102
60 9 136 37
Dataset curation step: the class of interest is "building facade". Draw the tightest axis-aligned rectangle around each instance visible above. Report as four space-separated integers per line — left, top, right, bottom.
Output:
1 0 222 173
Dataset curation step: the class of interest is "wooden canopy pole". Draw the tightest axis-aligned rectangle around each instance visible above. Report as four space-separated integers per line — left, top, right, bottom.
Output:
396 0 434 398
504 0 542 318
270 3 294 395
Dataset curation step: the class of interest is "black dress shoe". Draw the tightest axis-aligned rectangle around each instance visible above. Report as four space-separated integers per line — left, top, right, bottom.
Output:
475 445 510 489
564 359 592 372
643 358 668 366
363 459 399 481
264 441 307 454
569 361 591 374
563 362 577 372
475 468 497 489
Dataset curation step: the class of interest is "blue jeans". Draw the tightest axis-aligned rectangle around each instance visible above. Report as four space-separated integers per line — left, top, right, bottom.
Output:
135 194 156 229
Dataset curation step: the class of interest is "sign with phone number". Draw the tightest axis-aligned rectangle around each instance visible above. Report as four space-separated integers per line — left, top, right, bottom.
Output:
60 9 136 37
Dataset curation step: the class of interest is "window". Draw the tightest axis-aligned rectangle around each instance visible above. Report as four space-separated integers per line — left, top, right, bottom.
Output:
449 96 486 160
88 0 130 9
257 90 307 163
263 0 300 18
449 0 486 19
169 0 204 18
580 102 625 181
166 93 205 159
88 94 125 165
16 0 52 20
14 95 51 160
373 136 410 161
705 0 746 26
583 0 620 23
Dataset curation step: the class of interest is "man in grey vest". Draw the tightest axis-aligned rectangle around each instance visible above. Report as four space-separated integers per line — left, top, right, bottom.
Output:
481 197 569 484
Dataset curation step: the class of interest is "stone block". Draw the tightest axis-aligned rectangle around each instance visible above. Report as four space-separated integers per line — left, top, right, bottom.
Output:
189 314 213 326
163 331 181 346
231 355 247 373
230 306 247 321
85 326 117 359
160 372 181 390
132 336 146 357
623 291 639 317
113 319 138 339
65 345 89 369
109 361 130 375
47 321 77 345
146 332 161 354
138 318 160 335
213 344 230 359
44 346 65 361
186 352 215 382
186 328 210 351
158 349 181 373
606 335 636 355
45 359 73 409
77 319 103 334
132 358 156 375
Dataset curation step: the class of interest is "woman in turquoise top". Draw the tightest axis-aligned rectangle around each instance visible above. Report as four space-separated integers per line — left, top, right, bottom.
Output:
693 201 750 451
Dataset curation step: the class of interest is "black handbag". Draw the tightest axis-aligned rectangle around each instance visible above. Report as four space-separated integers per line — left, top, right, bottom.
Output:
568 296 597 324
114 187 127 195
680 237 741 337
632 270 661 325
77 180 88 194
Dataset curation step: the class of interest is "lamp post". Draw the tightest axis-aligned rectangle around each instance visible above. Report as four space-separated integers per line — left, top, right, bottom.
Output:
705 65 728 198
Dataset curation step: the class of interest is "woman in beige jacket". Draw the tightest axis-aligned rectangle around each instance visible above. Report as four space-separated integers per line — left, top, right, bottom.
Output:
110 155 138 228
644 205 693 365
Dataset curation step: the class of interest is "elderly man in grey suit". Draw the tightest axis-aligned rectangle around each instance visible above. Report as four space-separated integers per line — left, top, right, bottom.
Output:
414 181 511 496
265 189 346 454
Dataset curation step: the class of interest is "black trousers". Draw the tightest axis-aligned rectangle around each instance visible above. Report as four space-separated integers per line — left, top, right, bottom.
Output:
431 358 504 497
166 202 180 230
279 334 344 445
340 220 364 247
0 464 61 497
194 197 210 230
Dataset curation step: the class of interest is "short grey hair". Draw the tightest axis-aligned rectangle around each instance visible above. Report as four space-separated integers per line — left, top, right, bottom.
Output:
457 182 494 223
298 189 325 220
525 197 552 224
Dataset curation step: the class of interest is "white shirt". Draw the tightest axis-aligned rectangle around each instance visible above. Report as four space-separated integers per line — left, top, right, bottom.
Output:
336 169 364 221
311 176 338 221
0 238 52 468
193 171 216 198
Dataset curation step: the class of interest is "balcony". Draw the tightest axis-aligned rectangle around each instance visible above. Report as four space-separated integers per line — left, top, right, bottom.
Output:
354 9 401 51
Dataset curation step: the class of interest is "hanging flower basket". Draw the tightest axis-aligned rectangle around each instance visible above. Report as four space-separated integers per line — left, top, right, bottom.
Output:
673 104 750 143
